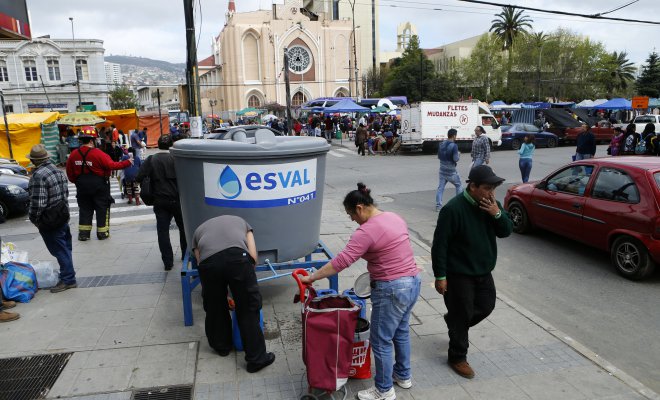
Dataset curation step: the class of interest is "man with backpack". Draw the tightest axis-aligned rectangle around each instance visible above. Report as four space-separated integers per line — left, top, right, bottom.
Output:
136 134 186 271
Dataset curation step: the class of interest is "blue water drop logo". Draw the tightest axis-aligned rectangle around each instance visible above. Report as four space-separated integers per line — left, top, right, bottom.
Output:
218 166 242 199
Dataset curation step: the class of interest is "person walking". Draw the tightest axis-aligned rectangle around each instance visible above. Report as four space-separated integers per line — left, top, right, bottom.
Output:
66 135 132 241
356 123 368 156
436 129 463 211
300 183 420 400
431 165 512 379
136 134 186 271
518 134 535 183
27 144 78 293
609 127 624 156
470 126 490 168
192 215 275 372
575 124 596 160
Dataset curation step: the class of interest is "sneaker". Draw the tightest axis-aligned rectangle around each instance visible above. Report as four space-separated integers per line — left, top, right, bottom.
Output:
0 310 20 323
1 300 16 309
97 232 110 240
435 205 441 212
357 386 395 400
448 360 475 379
246 352 275 373
393 376 412 389
50 281 77 293
164 264 173 271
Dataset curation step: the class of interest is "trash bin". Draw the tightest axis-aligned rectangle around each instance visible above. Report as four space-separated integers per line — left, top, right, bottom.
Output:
350 317 372 379
170 129 330 263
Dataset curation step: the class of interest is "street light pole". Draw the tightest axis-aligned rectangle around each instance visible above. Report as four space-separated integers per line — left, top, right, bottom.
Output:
69 17 82 111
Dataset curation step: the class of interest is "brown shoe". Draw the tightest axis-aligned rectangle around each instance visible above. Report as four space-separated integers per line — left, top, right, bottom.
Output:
50 281 77 293
0 310 20 322
449 360 475 379
1 300 16 309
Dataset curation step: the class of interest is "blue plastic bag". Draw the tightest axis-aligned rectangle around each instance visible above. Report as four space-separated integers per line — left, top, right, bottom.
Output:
0 262 38 303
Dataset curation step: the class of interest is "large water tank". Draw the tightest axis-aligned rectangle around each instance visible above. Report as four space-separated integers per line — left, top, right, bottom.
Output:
170 129 330 263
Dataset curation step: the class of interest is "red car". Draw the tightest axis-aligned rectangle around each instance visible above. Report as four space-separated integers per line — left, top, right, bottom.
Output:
504 157 660 280
561 121 614 144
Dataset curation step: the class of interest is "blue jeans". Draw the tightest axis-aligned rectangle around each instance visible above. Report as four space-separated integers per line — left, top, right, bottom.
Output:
472 158 485 168
519 158 532 183
39 223 76 285
575 153 593 161
436 171 463 208
370 275 421 392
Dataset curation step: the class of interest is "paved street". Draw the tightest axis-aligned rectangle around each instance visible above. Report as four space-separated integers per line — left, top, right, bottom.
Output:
0 143 658 399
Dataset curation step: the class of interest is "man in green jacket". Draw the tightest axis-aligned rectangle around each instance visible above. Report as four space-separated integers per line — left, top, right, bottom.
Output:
431 165 512 379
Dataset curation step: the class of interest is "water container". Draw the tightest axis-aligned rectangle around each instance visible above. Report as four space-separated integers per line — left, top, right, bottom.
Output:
231 309 264 352
170 130 330 263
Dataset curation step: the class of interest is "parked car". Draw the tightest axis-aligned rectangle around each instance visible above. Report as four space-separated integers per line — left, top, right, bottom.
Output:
504 157 660 280
0 172 30 219
207 125 284 140
500 124 558 150
562 121 614 144
0 159 28 176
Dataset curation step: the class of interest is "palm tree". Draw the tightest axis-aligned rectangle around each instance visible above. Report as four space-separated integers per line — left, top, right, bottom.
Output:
489 6 533 52
609 51 636 92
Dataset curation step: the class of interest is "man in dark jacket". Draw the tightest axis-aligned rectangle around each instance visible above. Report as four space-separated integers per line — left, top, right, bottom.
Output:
436 129 463 211
575 124 596 160
136 135 186 270
431 165 512 380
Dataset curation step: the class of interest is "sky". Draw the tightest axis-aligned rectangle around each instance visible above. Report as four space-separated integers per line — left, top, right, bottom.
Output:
26 0 660 66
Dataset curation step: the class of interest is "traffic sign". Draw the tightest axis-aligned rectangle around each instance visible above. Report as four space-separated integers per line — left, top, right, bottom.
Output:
631 96 649 109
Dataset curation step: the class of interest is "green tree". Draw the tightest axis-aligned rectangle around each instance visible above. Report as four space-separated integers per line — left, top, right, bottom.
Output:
109 85 138 110
490 6 534 52
457 33 507 102
363 66 388 97
382 35 437 102
636 51 660 98
599 51 636 96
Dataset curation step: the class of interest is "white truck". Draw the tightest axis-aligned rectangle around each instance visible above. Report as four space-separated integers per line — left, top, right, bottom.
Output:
615 114 660 133
399 102 502 152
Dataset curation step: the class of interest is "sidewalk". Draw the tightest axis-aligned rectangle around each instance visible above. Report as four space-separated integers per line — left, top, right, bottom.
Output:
0 180 657 399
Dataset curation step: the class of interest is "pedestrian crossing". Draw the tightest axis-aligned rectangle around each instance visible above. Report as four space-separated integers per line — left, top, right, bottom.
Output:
26 180 156 225
328 147 356 158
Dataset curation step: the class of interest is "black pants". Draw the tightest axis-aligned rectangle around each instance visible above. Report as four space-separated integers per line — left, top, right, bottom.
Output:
153 201 186 268
76 174 112 237
197 248 268 363
443 272 496 363
357 141 365 156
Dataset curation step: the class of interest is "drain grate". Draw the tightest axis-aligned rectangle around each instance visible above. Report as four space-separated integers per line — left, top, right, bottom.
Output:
76 272 167 288
0 352 72 400
132 385 193 400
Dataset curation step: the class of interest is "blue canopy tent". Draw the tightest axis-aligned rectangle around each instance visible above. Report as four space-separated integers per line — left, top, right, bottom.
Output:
591 98 631 110
648 98 660 108
323 99 370 113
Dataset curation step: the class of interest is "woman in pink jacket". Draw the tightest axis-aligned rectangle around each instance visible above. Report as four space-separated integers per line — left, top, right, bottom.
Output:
301 183 420 400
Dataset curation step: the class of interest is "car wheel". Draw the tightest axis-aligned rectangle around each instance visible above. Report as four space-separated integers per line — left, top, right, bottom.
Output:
0 200 8 219
610 236 656 280
508 201 530 234
511 139 521 150
547 137 557 148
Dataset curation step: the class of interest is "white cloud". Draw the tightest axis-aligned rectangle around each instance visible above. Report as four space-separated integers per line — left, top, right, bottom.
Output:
26 0 659 65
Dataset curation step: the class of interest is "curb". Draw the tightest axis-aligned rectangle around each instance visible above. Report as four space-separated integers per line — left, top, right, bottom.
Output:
407 235 660 400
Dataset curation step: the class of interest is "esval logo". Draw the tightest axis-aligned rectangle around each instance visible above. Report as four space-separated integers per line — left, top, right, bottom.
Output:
204 160 318 208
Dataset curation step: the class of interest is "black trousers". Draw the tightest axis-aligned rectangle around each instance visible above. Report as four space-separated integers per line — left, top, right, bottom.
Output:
443 272 496 363
153 201 186 268
76 174 112 236
197 248 268 364
357 141 365 156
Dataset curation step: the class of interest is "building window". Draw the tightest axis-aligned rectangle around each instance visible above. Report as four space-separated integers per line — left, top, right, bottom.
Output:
76 59 89 81
47 59 61 81
0 61 8 82
24 59 37 81
247 95 261 108
3 104 13 113
287 46 312 74
292 92 306 107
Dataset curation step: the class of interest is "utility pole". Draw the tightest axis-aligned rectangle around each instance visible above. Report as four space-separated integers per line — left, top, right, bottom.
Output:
69 17 82 111
39 75 53 111
0 90 14 159
157 88 163 136
183 0 201 117
283 48 293 136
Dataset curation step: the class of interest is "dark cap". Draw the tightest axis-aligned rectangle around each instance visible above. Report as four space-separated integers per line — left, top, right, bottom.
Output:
467 165 505 185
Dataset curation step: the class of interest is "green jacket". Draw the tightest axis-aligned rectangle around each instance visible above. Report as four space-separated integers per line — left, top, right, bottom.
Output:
431 190 513 278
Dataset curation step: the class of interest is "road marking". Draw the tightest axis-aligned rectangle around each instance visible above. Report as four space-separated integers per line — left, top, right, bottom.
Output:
328 151 345 158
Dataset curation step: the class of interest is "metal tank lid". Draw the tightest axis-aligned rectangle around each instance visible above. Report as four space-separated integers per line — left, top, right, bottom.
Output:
170 129 330 159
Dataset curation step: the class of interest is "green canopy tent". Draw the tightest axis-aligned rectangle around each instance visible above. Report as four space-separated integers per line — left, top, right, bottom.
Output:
236 107 266 117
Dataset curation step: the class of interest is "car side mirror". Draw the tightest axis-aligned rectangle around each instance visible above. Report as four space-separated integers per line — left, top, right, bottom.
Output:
536 181 547 190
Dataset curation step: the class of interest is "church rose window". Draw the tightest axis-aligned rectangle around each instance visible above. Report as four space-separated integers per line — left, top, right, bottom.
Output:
287 46 311 74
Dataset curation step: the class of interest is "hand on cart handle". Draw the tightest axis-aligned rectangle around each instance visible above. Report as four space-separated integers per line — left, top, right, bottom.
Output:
292 269 311 303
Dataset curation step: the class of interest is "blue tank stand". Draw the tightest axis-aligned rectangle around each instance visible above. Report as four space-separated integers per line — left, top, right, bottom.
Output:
180 241 338 326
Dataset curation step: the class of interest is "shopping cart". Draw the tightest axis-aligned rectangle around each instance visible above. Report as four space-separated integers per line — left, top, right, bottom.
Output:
292 269 360 399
